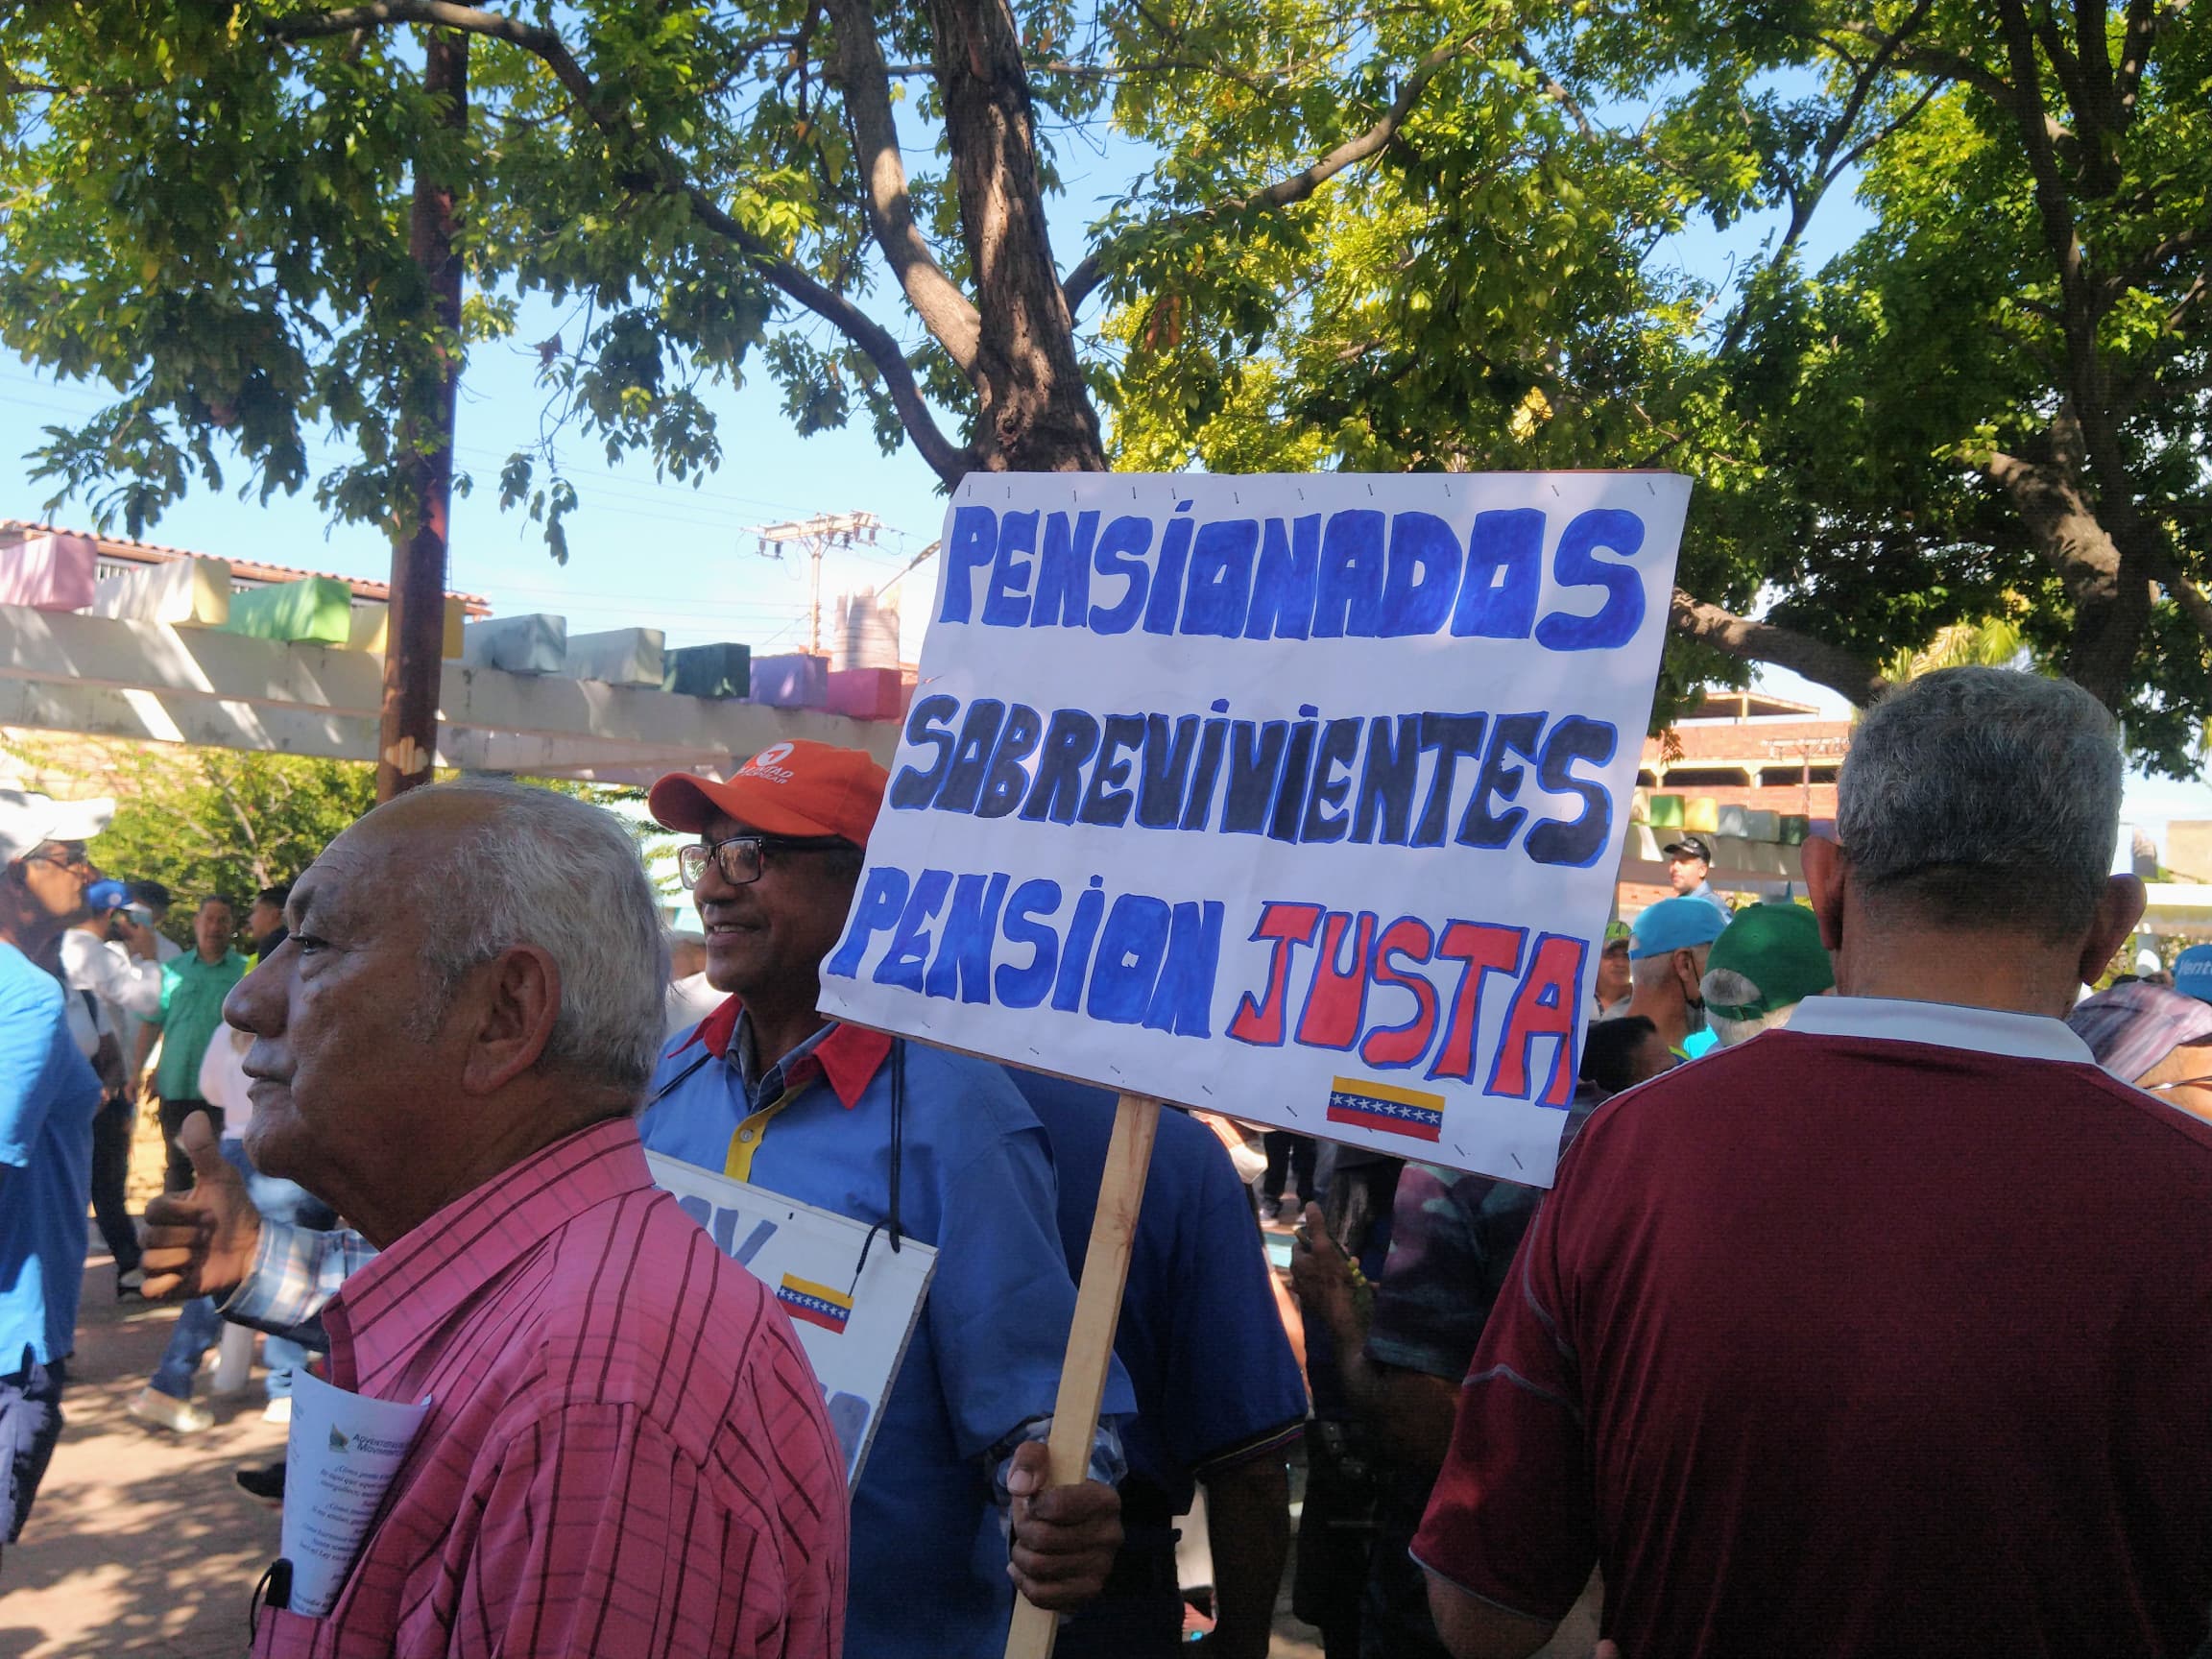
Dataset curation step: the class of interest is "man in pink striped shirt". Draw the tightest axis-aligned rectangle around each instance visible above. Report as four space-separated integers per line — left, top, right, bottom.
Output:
163 780 846 1657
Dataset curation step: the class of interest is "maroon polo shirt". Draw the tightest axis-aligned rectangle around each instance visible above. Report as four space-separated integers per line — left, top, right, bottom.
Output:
1413 996 2212 1658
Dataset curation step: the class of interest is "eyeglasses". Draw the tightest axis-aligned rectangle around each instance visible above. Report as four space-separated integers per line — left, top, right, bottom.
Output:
678 832 851 890
20 844 91 874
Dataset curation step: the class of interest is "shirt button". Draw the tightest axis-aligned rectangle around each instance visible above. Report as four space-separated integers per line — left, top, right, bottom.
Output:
738 1129 755 1143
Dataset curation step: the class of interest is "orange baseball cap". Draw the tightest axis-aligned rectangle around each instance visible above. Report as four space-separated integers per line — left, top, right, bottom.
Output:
649 741 888 847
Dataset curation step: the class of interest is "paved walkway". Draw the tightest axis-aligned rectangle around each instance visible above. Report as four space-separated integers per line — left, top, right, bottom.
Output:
0 1137 1352 1658
0 1246 285 1659
1 1245 1327 1659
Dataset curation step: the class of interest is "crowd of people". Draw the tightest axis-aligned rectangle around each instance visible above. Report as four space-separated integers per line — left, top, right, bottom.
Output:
2 663 2211 1658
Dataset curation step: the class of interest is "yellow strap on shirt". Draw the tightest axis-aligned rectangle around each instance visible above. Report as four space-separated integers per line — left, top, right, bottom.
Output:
723 1086 801 1182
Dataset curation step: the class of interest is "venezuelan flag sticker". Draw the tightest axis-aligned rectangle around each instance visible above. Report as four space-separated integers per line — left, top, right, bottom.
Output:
776 1274 854 1334
1326 1077 1445 1143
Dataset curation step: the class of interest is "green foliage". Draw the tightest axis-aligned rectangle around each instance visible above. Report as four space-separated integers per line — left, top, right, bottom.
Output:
2 735 645 947
1100 0 2212 770
0 0 828 554
6 0 2209 772
79 747 375 941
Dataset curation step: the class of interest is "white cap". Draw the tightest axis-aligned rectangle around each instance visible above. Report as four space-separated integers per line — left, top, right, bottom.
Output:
0 789 114 866
2137 947 2162 975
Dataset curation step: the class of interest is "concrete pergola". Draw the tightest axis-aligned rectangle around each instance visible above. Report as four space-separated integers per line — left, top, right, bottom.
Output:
0 604 896 785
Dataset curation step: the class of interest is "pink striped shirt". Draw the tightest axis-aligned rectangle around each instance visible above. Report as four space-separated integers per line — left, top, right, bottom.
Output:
252 1118 846 1658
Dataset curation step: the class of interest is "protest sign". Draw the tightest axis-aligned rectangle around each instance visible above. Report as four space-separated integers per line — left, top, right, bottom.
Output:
645 1151 937 1484
820 470 1690 1188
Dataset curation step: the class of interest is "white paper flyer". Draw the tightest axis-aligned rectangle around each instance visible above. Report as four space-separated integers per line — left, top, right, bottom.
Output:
279 1368 433 1617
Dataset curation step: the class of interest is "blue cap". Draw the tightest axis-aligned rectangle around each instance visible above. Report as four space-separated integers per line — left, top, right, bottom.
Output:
1629 896 1730 960
84 878 131 912
2174 944 2212 1004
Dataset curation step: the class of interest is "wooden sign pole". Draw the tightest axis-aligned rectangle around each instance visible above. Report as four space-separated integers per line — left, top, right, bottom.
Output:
1002 1090 1163 1659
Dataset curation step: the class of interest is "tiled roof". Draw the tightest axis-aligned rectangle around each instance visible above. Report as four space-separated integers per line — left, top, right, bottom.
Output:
0 519 493 616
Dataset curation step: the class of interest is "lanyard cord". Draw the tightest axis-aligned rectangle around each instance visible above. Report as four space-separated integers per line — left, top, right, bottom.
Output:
651 1030 904 1254
848 1043 907 1293
645 1047 714 1109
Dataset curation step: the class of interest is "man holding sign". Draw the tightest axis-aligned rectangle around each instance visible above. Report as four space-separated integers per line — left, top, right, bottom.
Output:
641 743 1133 1659
811 471 1692 1658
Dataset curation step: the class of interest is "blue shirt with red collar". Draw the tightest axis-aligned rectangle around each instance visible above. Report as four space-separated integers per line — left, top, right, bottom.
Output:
642 999 1136 1659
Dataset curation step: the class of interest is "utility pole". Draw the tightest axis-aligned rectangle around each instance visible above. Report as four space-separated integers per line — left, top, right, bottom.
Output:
747 511 883 654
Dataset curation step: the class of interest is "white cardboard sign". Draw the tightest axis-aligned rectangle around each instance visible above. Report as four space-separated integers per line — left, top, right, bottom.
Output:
818 471 1689 1186
647 1152 937 1483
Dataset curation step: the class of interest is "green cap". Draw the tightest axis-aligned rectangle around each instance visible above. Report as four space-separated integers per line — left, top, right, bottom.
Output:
1702 902 1833 1021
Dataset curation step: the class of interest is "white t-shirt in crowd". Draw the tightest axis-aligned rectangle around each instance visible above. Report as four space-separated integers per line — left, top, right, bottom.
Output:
197 1022 254 1142
60 926 165 1024
665 972 725 1039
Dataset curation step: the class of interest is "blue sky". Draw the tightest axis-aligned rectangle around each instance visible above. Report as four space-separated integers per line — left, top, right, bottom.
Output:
5 87 2207 842
0 129 1150 662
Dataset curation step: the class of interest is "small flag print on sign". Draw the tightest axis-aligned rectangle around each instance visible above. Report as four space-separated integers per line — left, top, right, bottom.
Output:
777 1274 854 1334
1326 1078 1445 1143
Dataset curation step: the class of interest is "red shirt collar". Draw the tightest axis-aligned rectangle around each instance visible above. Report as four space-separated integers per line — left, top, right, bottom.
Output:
676 995 892 1111
326 1118 650 1392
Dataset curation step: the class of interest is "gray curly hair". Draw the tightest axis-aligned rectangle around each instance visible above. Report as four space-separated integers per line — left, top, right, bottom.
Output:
406 780 671 1094
1838 668 2121 941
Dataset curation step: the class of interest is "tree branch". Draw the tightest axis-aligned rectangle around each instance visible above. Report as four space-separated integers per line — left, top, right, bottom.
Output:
2163 258 2211 335
1507 41 1595 140
272 0 601 110
1834 20 2014 105
821 0 981 372
273 0 973 483
1062 27 1486 315
2115 0 2163 116
2105 225 2210 302
1993 0 2088 321
1669 590 1890 707
2144 544 2212 648
680 185 973 483
1713 0 1937 360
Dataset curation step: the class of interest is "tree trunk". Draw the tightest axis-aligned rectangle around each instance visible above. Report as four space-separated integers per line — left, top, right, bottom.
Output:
1983 441 2152 712
2062 508 2154 711
927 0 1105 473
378 29 469 803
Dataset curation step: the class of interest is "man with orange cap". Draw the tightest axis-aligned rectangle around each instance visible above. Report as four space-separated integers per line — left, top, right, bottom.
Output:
642 739 1134 1659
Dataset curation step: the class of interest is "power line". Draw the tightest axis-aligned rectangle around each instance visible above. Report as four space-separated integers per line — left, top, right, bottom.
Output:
744 511 885 654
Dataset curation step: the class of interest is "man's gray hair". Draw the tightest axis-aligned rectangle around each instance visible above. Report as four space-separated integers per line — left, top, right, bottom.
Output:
1702 967 1802 1048
1630 949 1703 993
409 781 670 1094
1838 667 2122 940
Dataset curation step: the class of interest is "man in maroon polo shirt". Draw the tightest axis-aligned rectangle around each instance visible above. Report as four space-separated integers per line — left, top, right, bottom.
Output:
1414 667 2212 1659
